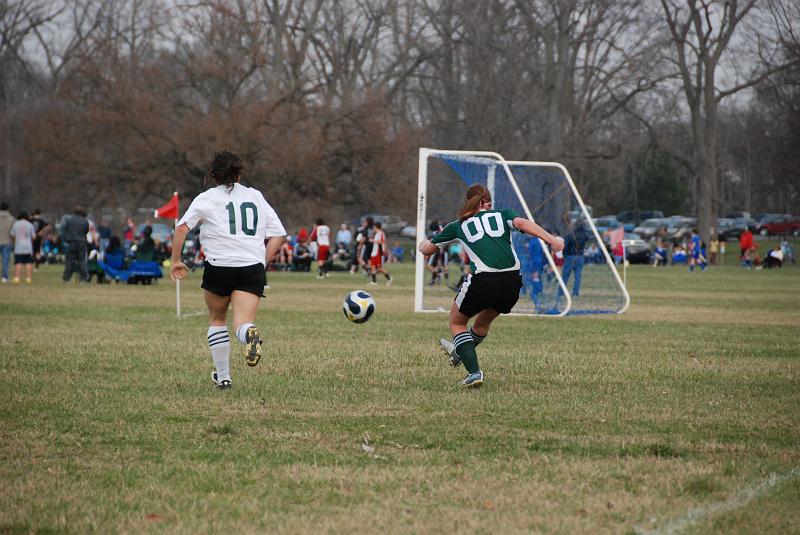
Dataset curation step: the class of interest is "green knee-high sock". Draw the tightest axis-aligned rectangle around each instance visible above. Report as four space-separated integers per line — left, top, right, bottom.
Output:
469 327 486 346
453 332 480 373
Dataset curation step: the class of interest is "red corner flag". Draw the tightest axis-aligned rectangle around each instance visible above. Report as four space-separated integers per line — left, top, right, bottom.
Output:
154 192 179 219
607 226 625 248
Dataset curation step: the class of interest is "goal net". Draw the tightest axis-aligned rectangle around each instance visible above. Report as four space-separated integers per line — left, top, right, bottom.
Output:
415 148 629 316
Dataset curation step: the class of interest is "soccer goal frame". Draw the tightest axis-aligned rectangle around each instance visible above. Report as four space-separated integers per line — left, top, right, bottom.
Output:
415 147 630 316
415 148 572 316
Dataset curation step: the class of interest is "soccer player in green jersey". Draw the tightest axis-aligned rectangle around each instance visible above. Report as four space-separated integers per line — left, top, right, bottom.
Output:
418 184 564 388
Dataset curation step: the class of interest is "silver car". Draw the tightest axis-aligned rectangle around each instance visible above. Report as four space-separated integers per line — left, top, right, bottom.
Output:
622 233 651 263
665 216 696 242
633 218 667 240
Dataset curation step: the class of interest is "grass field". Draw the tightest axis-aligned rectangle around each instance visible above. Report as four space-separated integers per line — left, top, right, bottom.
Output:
1 260 799 534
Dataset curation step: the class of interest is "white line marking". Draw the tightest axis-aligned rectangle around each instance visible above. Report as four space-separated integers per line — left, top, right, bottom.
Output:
636 467 800 535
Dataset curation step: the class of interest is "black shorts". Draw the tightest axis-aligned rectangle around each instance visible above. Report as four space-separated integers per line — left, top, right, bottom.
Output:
202 262 266 297
455 271 522 317
14 254 33 264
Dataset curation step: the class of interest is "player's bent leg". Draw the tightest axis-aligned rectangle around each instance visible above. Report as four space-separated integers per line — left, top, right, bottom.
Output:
448 302 470 337
441 302 469 367
471 308 501 340
231 290 262 367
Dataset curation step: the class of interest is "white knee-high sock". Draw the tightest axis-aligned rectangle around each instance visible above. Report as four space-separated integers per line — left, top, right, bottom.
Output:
235 322 255 345
208 326 230 381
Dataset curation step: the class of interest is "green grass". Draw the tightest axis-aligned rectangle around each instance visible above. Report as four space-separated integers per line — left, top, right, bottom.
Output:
1 261 798 534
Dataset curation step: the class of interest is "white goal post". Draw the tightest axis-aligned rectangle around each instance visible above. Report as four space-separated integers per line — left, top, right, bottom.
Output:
415 148 630 316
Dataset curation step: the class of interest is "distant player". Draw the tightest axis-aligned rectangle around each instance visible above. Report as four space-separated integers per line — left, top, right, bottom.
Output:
424 220 445 284
418 184 564 388
369 222 392 285
31 209 49 269
521 236 546 310
309 217 331 278
688 228 706 272
351 217 373 275
427 248 449 285
170 151 286 390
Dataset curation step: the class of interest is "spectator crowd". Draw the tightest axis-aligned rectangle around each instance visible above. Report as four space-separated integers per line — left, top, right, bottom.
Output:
2 198 794 290
0 200 409 287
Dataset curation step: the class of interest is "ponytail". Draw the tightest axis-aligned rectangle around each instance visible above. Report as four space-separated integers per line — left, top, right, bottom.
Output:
208 150 243 193
458 184 491 220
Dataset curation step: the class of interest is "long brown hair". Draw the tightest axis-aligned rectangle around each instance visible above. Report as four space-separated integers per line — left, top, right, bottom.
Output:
458 184 491 220
205 150 243 192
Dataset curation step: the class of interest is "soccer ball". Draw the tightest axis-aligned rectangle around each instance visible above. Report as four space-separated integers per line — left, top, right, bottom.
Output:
342 290 376 324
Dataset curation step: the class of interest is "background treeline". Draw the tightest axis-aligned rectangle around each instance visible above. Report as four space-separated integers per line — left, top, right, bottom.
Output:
1 0 798 234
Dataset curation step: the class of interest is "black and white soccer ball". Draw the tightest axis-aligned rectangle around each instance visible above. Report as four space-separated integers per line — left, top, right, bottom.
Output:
342 290 376 324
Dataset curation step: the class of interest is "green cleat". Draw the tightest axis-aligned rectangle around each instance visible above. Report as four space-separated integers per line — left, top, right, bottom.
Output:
460 371 484 388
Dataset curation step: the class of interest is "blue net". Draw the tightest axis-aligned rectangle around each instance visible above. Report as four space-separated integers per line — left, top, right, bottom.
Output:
421 152 626 315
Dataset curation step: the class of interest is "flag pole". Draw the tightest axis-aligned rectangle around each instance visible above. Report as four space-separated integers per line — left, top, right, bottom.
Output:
174 191 181 318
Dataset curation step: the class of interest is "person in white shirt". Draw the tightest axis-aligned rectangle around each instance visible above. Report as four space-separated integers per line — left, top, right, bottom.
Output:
368 222 392 285
309 217 331 278
335 223 352 248
10 211 36 284
170 151 286 390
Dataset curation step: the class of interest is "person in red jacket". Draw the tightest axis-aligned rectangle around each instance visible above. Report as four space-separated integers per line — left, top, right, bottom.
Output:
739 229 754 259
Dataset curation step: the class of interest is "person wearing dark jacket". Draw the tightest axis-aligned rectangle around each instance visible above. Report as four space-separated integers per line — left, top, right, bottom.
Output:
59 206 90 282
560 216 591 297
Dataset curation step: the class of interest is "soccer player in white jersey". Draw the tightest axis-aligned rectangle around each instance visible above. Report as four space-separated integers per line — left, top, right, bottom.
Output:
170 151 286 390
309 217 331 278
369 222 392 285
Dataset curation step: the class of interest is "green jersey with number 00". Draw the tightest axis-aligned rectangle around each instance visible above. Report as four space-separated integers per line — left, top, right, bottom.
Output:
431 209 520 273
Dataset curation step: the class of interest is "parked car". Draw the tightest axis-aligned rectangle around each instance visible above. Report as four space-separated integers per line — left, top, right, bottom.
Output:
665 216 696 242
717 217 752 241
755 213 783 229
400 225 417 239
721 212 757 232
632 218 667 240
716 218 740 242
756 214 800 236
725 211 751 220
592 216 621 234
361 214 408 235
739 215 758 232
616 210 664 232
622 233 651 264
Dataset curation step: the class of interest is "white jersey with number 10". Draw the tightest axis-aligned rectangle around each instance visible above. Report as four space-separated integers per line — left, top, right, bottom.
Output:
178 183 286 267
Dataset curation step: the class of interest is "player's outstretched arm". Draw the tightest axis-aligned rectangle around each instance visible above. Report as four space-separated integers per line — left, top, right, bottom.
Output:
513 217 564 252
170 223 190 281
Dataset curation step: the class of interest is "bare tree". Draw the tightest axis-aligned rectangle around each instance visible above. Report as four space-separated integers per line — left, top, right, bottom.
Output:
658 0 800 242
0 0 63 201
